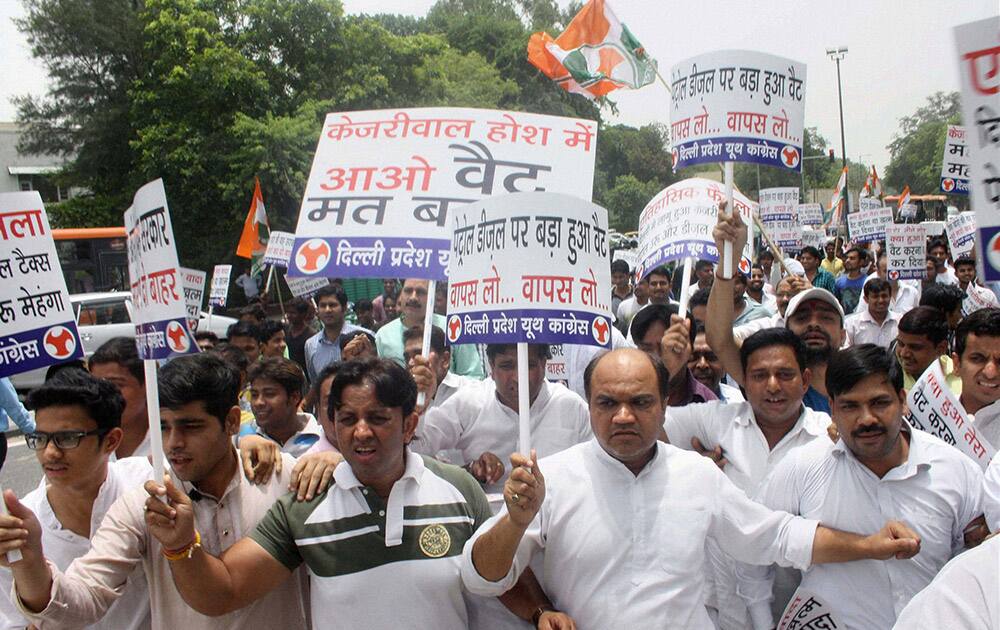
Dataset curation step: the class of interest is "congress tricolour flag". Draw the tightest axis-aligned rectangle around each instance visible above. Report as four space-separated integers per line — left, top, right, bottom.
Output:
870 166 883 199
825 166 848 227
898 185 911 209
237 178 270 270
527 0 656 100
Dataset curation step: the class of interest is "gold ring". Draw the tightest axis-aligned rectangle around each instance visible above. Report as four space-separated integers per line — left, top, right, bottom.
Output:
512 493 520 503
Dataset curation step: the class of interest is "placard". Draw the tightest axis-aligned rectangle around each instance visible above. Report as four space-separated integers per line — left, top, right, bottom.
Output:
124 179 198 359
899 203 919 220
209 264 231 308
946 211 977 257
907 359 995 470
446 192 612 348
955 17 1000 282
847 206 893 243
962 283 1000 317
262 230 295 267
858 196 882 212
179 267 206 331
941 125 971 194
777 590 841 630
286 276 330 299
760 187 801 252
800 227 825 252
288 107 598 281
0 191 84 377
612 249 638 271
669 50 806 172
796 203 823 226
636 178 755 277
885 224 926 281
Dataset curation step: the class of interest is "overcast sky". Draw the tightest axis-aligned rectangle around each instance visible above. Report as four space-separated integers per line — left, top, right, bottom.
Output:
2 0 996 174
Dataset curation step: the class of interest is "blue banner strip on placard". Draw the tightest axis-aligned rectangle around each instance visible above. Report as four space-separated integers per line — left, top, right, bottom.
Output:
445 308 612 348
0 321 84 378
673 137 802 172
287 236 449 281
134 318 198 361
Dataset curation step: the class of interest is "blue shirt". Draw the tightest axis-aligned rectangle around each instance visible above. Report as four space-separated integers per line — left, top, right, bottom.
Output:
0 378 33 434
303 323 371 382
802 385 830 414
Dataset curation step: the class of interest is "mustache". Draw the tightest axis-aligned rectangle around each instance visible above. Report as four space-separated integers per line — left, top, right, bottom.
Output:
852 424 886 438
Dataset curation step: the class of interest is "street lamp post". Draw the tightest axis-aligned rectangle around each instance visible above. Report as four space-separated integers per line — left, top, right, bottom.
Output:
827 47 848 231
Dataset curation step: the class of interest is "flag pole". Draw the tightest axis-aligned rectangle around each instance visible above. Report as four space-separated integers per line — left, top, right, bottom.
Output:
721 162 735 279
415 280 436 409
517 342 531 456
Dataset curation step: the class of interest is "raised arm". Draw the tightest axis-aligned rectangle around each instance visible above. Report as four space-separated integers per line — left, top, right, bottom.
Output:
705 201 749 386
143 477 291 616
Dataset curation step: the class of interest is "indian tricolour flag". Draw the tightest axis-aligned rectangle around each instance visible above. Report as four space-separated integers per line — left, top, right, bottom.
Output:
527 0 656 100
824 166 848 227
898 185 911 208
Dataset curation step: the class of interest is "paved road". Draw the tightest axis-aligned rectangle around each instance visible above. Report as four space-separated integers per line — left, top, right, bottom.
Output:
0 435 44 498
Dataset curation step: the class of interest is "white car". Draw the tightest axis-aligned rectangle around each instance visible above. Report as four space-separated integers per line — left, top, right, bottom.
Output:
10 292 238 391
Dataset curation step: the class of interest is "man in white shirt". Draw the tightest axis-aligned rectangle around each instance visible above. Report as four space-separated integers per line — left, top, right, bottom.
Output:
461 348 921 629
929 238 959 286
853 252 920 316
845 278 901 348
616 276 649 333
404 325 477 412
953 308 1000 447
984 452 1000 532
0 353 310 630
246 358 322 457
741 344 984 630
413 344 592 495
0 370 151 630
89 337 152 460
666 328 829 628
893 533 1000 630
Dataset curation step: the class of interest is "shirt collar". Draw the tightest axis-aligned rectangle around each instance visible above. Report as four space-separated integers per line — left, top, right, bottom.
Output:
738 403 826 436
832 425 928 479
332 447 425 491
176 448 242 503
588 437 662 479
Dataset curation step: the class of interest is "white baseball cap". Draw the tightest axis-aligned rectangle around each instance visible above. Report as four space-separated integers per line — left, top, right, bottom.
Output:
784 287 845 323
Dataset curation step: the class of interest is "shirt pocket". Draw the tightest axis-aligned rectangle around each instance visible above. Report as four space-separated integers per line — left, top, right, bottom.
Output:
653 507 711 577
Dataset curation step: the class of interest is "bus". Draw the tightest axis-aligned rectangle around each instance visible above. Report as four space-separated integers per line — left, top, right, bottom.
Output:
51 227 129 294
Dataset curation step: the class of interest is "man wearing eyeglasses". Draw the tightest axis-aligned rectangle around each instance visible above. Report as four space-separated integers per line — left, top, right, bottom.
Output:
0 369 153 630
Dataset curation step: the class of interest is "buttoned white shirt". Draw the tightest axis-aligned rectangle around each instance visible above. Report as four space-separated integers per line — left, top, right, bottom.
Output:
854 281 920 316
428 371 478 411
892 533 1000 629
718 382 745 404
461 439 819 630
845 308 900 348
0 458 152 630
414 379 592 494
743 429 983 630
970 399 1000 451
665 401 829 628
984 451 1000 532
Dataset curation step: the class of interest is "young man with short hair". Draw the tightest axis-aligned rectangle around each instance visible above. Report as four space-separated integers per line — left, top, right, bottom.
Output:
0 353 310 629
929 237 958 285
741 344 984 630
834 246 867 314
645 266 672 306
0 370 152 630
245 358 321 457
688 327 744 403
798 246 836 294
820 239 844 277
89 337 150 459
845 278 900 348
694 260 715 291
258 320 287 360
732 272 773 327
616 276 649 333
610 259 633 315
226 321 262 364
304 284 370 382
954 255 977 292
953 308 1000 447
403 325 474 411
284 297 317 374
895 306 960 393
920 283 966 332
666 328 830 628
745 264 776 312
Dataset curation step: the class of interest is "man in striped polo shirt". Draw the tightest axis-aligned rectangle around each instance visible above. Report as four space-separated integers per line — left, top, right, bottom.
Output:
141 357 562 629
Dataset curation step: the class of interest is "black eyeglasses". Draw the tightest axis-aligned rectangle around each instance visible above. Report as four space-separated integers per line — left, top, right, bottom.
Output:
25 428 110 451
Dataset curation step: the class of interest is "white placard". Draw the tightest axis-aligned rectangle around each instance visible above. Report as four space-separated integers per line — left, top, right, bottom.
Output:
179 267 206 330
940 124 971 194
636 178 755 277
209 264 231 308
612 248 638 271
286 276 330 299
963 283 1000 317
777 590 841 630
796 203 823 226
760 187 801 251
446 192 612 348
800 227 825 252
0 192 84 377
954 17 1000 282
545 343 568 384
288 107 598 281
262 230 295 267
885 224 927 281
669 50 806 172
899 203 919 220
907 360 995 470
124 179 197 359
946 211 977 257
847 206 893 243
858 196 882 212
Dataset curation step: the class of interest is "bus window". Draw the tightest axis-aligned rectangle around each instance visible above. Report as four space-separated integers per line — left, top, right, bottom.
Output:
77 299 130 326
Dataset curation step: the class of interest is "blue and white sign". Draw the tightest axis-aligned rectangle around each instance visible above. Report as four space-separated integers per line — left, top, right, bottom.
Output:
670 50 806 172
0 192 84 377
446 192 612 348
940 125 971 195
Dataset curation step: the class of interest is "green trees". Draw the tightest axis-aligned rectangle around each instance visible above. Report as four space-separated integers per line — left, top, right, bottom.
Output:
884 91 960 195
